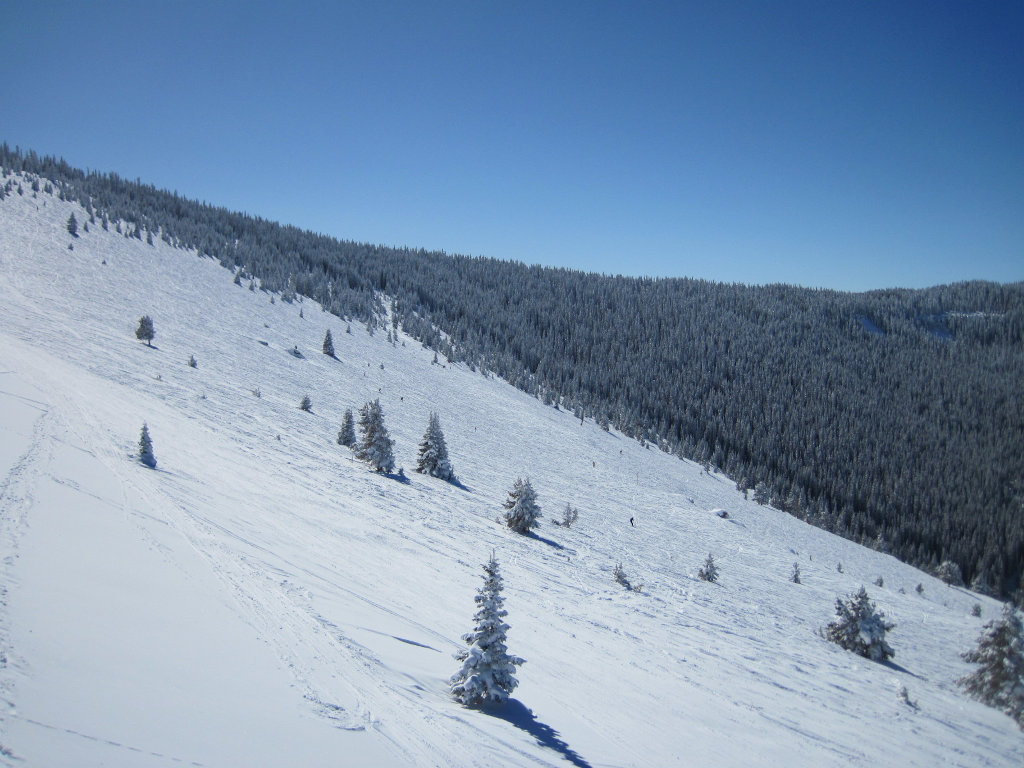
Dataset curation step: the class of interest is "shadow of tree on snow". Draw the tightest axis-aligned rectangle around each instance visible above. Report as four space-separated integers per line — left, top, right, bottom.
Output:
481 699 592 768
524 531 567 551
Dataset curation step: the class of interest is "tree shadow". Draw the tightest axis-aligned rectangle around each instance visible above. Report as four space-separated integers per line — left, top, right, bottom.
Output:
525 531 566 551
882 658 922 680
384 470 413 485
481 699 592 768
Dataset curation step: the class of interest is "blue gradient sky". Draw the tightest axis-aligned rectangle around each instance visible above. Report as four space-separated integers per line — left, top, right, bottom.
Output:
2 1 1021 291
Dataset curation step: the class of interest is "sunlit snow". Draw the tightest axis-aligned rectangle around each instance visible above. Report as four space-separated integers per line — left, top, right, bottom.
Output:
0 179 1018 766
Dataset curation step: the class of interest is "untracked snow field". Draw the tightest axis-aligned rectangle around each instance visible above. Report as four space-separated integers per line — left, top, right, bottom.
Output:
0 179 1019 766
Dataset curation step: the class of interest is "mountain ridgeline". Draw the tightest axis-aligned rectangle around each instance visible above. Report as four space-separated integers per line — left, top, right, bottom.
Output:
3 144 1022 598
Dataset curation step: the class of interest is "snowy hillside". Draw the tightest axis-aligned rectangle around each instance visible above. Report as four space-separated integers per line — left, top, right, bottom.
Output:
0 179 1018 767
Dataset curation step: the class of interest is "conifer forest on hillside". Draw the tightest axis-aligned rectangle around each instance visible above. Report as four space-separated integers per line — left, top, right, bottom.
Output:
2 144 1021 599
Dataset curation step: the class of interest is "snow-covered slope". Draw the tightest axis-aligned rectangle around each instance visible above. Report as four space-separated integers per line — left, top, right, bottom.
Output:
0 179 1018 767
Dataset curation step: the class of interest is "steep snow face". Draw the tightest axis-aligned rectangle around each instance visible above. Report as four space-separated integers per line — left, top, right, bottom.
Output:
0 178 1019 767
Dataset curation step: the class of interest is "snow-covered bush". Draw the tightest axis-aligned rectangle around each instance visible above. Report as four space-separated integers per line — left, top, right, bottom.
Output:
450 554 524 707
502 478 541 534
823 587 894 662
613 562 642 592
554 503 579 528
958 604 1024 729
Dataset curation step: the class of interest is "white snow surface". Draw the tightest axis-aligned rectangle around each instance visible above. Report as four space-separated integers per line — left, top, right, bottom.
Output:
0 179 1018 767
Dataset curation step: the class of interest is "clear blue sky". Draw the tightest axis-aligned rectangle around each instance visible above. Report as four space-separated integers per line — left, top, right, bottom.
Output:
2 1 1021 291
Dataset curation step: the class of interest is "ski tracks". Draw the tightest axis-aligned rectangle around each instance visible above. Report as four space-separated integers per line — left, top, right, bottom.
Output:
0 397 54 766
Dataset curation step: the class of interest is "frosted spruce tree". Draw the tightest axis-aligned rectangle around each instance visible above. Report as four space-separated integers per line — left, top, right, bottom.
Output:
356 399 395 473
823 586 895 662
698 554 719 583
450 553 525 707
322 329 335 358
502 478 541 534
138 423 156 469
135 315 155 347
337 408 356 447
958 604 1024 728
416 412 455 482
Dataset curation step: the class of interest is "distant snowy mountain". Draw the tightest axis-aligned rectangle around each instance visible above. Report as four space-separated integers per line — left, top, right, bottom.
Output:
0 177 1019 767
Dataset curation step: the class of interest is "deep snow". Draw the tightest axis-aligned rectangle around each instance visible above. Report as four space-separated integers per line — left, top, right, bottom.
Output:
0 177 1019 766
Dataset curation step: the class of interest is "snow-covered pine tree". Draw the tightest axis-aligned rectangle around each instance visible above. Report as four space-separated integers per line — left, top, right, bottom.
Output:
135 315 155 346
450 553 524 707
337 408 356 447
958 604 1024 728
322 329 335 357
936 560 965 586
502 477 541 534
416 412 455 482
823 586 895 662
66 212 78 237
138 423 156 469
356 399 395 473
556 503 579 528
698 554 719 583
299 394 312 412
791 562 802 584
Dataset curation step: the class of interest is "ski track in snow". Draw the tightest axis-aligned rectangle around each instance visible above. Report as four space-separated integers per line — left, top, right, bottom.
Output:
0 176 1020 767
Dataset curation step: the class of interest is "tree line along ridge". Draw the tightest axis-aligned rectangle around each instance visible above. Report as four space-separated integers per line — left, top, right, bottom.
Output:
2 143 1022 600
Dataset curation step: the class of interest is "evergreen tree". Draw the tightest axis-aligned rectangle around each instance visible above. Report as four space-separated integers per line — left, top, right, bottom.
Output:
791 562 802 584
416 412 455 482
698 554 719 583
299 394 313 412
322 329 335 357
936 560 965 586
66 212 78 237
356 399 395 473
337 408 356 447
823 587 895 662
556 503 579 528
135 315 155 346
450 553 524 706
138 423 156 469
958 605 1024 728
502 477 541 534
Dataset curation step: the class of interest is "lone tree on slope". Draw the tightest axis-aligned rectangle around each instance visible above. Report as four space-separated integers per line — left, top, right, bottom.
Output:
416 412 455 482
698 554 719 583
356 399 395 473
337 408 356 447
822 586 895 662
502 478 541 534
66 212 78 237
322 329 335 358
135 315 155 347
450 553 525 706
958 604 1024 729
138 423 156 469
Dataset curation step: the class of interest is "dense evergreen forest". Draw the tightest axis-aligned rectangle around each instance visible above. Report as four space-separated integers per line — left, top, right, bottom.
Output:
3 144 1022 598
